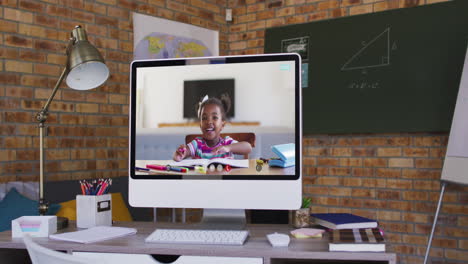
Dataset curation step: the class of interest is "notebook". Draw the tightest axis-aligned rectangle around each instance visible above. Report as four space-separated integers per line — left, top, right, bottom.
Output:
329 228 385 252
49 226 137 244
311 213 377 229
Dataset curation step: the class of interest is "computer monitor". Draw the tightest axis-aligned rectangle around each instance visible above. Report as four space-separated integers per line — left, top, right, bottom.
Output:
129 54 302 228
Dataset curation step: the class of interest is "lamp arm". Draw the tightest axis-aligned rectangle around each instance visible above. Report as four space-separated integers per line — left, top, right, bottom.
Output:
36 37 75 123
35 67 69 123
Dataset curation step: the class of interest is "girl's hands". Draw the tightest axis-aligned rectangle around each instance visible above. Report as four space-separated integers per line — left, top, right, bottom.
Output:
211 145 231 155
173 144 188 161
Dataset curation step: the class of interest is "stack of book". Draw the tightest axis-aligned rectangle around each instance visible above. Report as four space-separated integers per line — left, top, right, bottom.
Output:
269 143 295 168
310 213 385 252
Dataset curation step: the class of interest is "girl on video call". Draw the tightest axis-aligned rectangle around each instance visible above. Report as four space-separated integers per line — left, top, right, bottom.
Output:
172 94 252 161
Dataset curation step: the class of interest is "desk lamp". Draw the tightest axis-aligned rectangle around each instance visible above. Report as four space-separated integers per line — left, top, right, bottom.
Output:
36 25 109 216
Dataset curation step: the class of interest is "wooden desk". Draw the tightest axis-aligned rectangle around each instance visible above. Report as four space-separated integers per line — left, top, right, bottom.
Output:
158 121 260 128
135 160 295 176
0 222 396 264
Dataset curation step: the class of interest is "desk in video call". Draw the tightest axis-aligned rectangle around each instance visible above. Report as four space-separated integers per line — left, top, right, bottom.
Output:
135 160 295 176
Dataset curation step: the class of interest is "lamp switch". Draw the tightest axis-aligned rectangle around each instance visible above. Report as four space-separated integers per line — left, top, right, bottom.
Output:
226 8 232 22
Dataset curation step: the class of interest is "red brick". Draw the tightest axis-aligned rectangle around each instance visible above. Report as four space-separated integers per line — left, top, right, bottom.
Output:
317 157 339 166
413 136 445 146
296 4 316 14
330 7 346 18
402 169 440 180
389 158 414 168
316 176 340 186
343 178 362 187
413 180 439 191
0 47 18 60
34 39 65 52
363 158 387 167
0 98 21 109
329 167 351 176
0 19 17 33
377 211 401 221
402 191 429 201
5 86 33 98
317 0 339 10
415 158 443 169
375 168 401 178
349 3 373 15
362 178 386 188
352 167 374 177
306 147 328 156
351 188 375 198
45 5 71 17
341 197 362 207
429 148 446 158
276 6 295 17
339 157 362 167
352 147 375 156
5 35 33 48
403 147 429 157
386 179 412 189
330 147 352 156
248 20 266 30
5 60 32 73
265 17 285 28
267 1 282 8
377 190 401 200
444 249 468 262
377 147 401 156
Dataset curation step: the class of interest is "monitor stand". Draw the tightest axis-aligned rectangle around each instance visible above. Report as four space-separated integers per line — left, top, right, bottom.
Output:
197 209 246 230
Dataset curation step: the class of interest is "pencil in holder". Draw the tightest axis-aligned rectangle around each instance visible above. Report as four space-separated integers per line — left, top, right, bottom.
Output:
76 194 112 228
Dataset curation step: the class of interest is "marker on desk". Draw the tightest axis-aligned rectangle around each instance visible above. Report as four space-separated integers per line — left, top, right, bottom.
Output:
167 166 188 173
146 164 167 171
178 147 186 154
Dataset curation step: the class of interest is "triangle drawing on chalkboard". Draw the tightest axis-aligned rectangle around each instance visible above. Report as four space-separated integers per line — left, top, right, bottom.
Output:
341 28 391 71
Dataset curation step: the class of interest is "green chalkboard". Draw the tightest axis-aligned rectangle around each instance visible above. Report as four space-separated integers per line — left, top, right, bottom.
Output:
265 1 468 134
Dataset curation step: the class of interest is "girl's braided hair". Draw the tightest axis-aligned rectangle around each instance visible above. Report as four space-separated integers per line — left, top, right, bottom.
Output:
196 94 231 121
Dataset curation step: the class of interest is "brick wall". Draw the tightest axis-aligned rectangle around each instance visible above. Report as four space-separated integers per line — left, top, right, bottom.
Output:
1 0 467 263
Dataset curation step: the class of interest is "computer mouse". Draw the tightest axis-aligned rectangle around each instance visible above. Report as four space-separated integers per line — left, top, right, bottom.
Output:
267 232 290 247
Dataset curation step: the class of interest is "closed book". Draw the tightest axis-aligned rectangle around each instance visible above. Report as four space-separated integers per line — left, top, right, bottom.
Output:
329 228 385 252
311 213 377 229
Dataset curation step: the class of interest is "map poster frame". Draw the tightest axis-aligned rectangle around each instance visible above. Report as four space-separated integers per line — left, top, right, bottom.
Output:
133 12 219 60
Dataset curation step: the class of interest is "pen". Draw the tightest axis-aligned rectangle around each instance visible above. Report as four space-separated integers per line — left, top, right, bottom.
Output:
136 167 150 171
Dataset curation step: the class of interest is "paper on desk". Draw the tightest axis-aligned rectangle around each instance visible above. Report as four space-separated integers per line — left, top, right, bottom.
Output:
49 226 137 244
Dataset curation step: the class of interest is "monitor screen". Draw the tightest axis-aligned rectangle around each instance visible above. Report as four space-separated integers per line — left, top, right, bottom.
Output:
129 54 302 210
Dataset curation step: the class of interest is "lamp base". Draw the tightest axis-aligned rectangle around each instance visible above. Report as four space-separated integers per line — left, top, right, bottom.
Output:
57 216 69 230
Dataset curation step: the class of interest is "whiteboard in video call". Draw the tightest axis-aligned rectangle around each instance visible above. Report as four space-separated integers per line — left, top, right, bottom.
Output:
442 47 468 185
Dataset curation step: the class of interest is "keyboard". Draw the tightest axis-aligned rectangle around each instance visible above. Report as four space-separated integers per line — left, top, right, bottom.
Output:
145 228 249 245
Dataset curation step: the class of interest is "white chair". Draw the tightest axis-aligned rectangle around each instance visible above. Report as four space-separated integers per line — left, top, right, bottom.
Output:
23 235 108 264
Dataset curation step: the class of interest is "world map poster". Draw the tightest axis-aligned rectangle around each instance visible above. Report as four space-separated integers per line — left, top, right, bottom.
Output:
133 12 219 60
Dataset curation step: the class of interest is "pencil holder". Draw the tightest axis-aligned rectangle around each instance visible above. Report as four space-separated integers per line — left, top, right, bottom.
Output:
76 194 112 228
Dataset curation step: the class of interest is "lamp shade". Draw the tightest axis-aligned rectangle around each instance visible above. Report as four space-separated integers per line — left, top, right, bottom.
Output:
65 26 109 90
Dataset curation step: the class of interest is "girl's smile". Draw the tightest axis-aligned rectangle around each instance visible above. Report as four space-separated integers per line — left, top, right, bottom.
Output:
200 104 225 146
